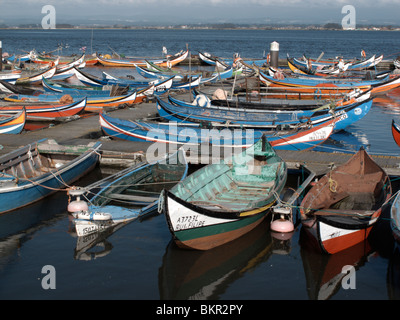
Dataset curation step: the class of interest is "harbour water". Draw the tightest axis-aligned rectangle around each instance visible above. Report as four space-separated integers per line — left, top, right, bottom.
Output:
0 29 400 302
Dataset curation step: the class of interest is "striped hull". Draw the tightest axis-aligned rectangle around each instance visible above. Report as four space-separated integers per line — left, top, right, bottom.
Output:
99 112 336 151
302 216 377 254
165 192 269 250
0 98 87 120
157 94 372 132
0 110 26 134
393 119 400 148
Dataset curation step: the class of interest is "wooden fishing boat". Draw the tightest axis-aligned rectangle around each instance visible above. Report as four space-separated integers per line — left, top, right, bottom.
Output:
287 57 341 76
0 98 87 120
0 139 101 214
391 191 400 243
55 54 85 72
42 78 153 105
71 148 188 236
300 147 392 254
0 108 26 134
0 70 22 84
260 70 400 97
72 67 173 94
6 53 31 63
294 54 383 71
16 66 57 85
96 49 188 68
99 111 338 151
135 64 233 83
157 89 372 132
392 119 400 148
0 80 38 95
4 91 138 113
161 136 287 250
370 75 400 95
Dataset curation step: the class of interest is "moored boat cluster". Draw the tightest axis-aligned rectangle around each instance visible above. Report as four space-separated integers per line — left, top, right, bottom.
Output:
1 45 400 255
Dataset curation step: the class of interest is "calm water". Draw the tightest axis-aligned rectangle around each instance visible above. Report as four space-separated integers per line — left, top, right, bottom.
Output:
1 29 400 301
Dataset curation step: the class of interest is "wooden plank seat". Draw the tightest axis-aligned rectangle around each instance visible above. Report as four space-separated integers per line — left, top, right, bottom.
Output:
107 193 158 203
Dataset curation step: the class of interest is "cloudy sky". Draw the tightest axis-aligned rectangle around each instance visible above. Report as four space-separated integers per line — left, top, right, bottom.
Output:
0 0 399 25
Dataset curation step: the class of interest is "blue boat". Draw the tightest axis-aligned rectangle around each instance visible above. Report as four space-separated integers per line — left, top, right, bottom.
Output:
157 90 373 132
41 76 156 98
0 139 101 214
99 112 338 151
71 148 188 236
260 69 388 88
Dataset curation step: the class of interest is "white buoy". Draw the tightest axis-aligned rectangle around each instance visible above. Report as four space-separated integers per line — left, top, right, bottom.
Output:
68 187 88 213
270 206 294 233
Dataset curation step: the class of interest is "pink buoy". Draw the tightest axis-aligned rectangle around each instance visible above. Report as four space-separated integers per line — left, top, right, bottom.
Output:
271 206 294 233
271 219 294 233
67 187 88 213
68 200 88 213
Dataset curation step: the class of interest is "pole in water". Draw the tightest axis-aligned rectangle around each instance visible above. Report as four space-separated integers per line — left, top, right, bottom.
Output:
270 41 279 69
261 134 267 152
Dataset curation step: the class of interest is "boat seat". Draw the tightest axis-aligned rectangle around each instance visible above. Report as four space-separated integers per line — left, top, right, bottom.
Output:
314 208 375 217
108 193 158 203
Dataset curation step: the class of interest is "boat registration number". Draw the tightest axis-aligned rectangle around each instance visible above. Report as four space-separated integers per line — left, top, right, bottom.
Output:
175 215 205 230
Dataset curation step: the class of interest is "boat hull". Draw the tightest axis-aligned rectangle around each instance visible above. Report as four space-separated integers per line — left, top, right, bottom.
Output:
99 112 337 151
300 148 392 254
0 110 26 134
0 140 101 214
302 216 376 254
392 119 400 148
164 192 270 250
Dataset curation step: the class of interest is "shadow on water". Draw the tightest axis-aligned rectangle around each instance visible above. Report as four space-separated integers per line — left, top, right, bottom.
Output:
158 220 280 300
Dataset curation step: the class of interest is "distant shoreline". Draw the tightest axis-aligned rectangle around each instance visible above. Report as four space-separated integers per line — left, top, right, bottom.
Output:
0 25 399 32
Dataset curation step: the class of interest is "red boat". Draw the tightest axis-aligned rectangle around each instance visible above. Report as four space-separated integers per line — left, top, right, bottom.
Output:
300 147 392 254
0 98 87 120
392 119 400 148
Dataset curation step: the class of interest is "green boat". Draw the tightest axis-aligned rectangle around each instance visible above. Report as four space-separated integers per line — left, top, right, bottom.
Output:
161 136 287 250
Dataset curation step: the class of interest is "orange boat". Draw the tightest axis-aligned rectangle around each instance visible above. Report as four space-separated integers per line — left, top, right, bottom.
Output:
392 119 400 148
259 70 400 99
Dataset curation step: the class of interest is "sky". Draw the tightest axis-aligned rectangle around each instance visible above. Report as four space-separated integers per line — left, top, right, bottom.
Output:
0 0 400 26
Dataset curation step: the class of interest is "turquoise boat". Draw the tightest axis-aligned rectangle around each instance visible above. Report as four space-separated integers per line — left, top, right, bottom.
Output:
161 136 287 250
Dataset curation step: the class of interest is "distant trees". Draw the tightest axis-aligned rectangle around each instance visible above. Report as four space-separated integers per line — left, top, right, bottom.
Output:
323 23 342 29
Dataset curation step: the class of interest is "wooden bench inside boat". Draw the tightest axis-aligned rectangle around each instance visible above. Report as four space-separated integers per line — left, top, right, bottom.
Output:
107 193 158 203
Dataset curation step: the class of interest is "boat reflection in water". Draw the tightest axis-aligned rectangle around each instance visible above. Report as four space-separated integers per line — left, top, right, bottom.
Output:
313 129 370 154
158 221 292 300
71 209 159 261
373 94 400 116
299 227 374 300
0 192 68 265
387 245 400 299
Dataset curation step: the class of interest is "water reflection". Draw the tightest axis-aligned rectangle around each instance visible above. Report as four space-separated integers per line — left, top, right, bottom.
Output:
158 221 293 300
299 228 374 300
0 192 68 269
387 245 400 299
374 94 400 116
314 129 370 153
